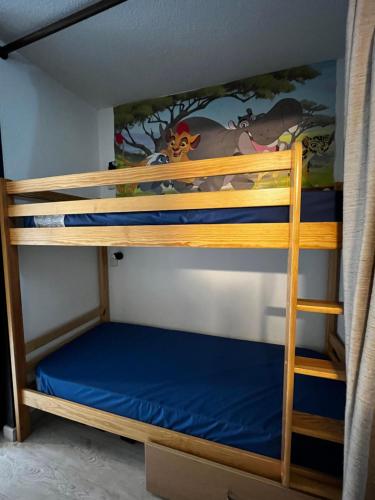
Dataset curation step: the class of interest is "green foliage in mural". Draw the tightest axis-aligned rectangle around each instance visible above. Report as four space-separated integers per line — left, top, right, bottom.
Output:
113 61 337 195
114 65 320 156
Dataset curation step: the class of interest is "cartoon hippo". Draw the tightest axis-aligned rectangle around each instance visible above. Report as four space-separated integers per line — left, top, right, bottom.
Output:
231 98 303 151
184 98 302 159
179 98 303 191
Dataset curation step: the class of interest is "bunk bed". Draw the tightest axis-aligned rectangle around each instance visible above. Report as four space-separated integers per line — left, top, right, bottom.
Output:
0 143 346 500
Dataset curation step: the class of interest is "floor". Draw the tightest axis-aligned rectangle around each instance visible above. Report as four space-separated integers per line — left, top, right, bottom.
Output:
0 413 156 500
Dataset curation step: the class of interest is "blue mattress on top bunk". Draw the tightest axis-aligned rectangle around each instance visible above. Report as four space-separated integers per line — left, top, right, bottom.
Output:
36 322 346 472
25 189 342 227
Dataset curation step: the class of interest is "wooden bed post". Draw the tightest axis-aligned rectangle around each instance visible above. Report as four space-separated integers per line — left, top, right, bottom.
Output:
281 142 303 486
0 179 30 441
98 247 110 322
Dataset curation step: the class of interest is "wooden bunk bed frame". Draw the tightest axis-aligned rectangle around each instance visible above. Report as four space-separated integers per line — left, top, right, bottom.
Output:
0 143 345 499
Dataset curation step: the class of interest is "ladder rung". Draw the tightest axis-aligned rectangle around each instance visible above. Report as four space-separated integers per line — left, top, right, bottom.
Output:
294 356 346 381
290 465 342 500
292 411 344 444
297 299 343 314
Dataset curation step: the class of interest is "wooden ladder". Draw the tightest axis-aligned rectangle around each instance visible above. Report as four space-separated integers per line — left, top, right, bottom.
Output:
281 143 345 498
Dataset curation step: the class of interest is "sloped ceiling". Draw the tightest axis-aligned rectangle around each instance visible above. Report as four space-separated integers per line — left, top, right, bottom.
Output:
0 0 347 108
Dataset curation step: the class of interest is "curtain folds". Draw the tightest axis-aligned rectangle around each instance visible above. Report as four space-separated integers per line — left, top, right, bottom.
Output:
343 1 375 499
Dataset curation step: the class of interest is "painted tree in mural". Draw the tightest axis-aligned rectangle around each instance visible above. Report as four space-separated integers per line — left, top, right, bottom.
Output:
114 65 321 156
287 99 335 143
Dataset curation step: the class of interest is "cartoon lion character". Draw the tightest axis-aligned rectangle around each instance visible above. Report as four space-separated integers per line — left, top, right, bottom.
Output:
164 122 201 187
165 122 201 163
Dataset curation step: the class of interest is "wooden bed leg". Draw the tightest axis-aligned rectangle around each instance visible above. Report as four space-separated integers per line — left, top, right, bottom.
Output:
281 143 303 487
0 179 30 441
98 247 110 322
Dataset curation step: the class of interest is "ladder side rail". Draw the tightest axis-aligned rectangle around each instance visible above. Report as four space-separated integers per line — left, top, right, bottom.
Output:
281 142 303 486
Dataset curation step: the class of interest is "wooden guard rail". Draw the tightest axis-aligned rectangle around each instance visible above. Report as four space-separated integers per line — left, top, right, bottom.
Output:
3 149 342 250
7 152 292 217
9 188 291 217
6 151 292 194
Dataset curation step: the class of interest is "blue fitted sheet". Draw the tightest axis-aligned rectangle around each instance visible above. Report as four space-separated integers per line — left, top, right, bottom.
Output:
25 190 342 227
36 322 346 463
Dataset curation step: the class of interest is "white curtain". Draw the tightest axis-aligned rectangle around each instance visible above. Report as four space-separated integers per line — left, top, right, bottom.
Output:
343 1 375 499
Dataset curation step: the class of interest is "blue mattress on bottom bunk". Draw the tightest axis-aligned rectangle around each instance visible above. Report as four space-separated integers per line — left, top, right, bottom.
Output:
25 190 342 227
36 322 346 465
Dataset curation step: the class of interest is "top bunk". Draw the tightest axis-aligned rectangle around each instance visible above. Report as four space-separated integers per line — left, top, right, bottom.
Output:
2 146 342 249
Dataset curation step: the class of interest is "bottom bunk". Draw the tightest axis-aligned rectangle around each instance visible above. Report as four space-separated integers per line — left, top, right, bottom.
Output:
30 322 345 478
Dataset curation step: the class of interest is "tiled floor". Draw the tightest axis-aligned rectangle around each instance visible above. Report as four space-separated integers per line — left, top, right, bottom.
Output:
0 413 156 500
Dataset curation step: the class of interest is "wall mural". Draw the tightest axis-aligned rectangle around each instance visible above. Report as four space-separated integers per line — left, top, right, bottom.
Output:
113 60 336 196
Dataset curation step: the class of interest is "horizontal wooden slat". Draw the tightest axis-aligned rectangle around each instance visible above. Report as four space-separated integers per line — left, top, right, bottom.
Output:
297 299 343 314
9 188 290 217
292 411 344 444
6 151 292 194
9 222 342 249
27 321 101 372
294 356 346 381
22 389 281 480
290 465 342 500
292 222 340 249
15 191 87 202
25 307 102 354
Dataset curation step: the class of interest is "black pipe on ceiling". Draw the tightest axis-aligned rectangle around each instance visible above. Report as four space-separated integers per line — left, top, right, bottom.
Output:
0 0 128 60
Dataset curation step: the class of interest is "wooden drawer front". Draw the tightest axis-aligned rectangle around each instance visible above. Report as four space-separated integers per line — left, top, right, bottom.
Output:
146 443 315 500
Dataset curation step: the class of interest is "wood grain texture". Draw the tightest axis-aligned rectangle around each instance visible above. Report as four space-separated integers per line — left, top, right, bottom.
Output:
296 299 343 314
281 142 303 486
290 465 342 500
294 356 346 381
25 307 102 354
98 248 110 322
9 188 291 217
0 179 30 441
10 222 342 249
146 443 314 500
292 411 344 444
6 151 292 194
22 389 281 481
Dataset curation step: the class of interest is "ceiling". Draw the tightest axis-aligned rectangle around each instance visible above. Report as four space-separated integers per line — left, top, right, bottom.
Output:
0 0 348 109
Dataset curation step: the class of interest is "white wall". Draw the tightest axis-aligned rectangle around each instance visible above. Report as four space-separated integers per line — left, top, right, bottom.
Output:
0 53 101 343
98 108 115 170
109 248 329 350
98 65 347 353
